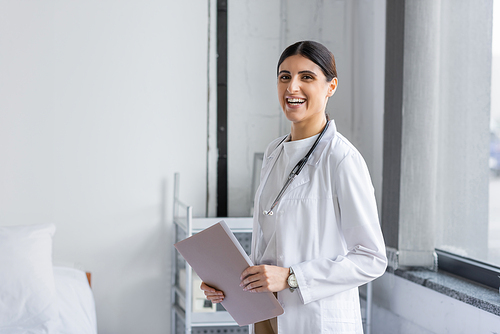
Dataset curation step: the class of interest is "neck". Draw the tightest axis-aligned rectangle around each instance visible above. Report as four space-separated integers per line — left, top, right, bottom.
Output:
290 117 327 141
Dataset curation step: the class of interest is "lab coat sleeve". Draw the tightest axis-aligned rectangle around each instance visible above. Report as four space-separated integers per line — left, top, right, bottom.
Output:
293 152 387 305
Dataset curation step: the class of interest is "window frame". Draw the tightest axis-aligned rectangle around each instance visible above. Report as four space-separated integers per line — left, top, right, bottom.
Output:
436 249 500 290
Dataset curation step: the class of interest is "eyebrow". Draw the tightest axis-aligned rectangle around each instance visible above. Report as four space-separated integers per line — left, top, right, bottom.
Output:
298 70 317 76
278 70 317 76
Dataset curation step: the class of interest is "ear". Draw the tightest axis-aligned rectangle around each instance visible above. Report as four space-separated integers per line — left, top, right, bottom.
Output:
327 77 338 97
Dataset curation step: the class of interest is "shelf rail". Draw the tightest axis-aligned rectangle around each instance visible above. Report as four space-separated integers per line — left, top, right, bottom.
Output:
172 172 193 334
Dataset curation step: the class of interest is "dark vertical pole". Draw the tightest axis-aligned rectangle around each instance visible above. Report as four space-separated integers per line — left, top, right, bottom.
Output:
381 0 405 249
216 0 228 217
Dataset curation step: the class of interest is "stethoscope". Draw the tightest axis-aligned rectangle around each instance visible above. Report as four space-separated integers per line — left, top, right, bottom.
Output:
263 120 331 216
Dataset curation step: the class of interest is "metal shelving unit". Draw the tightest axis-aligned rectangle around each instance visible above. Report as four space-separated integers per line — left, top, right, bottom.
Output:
172 173 252 334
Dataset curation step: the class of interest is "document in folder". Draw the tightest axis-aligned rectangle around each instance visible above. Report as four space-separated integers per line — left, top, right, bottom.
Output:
174 220 284 326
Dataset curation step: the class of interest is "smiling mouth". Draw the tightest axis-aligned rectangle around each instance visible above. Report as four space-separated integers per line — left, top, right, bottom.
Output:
287 98 306 106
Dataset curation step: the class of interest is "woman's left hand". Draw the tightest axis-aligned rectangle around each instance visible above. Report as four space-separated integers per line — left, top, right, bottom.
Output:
239 265 290 293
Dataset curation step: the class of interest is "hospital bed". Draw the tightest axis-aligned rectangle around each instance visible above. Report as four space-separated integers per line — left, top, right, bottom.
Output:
0 223 97 334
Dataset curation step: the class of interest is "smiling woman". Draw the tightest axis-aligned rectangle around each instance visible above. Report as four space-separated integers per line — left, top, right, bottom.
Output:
277 55 337 139
201 41 387 334
276 41 338 141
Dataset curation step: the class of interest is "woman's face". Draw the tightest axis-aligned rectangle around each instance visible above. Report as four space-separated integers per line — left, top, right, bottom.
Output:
277 55 337 125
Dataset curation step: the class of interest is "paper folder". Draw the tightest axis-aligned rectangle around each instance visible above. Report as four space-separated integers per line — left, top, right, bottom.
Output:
174 220 284 326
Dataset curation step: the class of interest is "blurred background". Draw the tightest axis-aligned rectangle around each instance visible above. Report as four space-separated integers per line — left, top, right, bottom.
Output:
0 0 498 333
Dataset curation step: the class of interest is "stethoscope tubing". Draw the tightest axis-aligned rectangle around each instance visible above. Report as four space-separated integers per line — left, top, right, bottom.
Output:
263 120 331 216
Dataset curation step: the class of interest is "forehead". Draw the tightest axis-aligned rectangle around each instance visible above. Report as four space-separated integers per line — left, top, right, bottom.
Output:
278 54 322 73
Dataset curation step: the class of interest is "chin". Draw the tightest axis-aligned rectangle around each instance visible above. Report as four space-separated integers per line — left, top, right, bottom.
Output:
283 108 306 122
283 114 303 124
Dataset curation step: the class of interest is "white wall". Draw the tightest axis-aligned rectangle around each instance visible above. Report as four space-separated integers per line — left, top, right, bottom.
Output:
0 1 211 333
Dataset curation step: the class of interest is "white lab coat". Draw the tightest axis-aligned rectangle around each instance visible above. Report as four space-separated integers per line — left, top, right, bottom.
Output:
250 120 387 334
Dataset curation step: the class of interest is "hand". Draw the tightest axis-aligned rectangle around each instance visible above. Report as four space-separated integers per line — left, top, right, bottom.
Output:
200 282 224 303
239 265 290 293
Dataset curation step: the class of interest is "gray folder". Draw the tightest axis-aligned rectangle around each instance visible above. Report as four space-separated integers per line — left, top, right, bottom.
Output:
174 220 284 326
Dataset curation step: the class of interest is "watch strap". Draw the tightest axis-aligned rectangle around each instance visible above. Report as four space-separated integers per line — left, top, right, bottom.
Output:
288 267 298 292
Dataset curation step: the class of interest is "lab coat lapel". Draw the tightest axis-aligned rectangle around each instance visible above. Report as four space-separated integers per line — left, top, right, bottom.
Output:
254 134 288 207
278 121 338 194
307 120 337 166
255 121 337 208
286 168 310 192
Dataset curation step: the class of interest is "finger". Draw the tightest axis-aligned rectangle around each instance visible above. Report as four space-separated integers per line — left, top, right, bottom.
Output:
243 279 266 291
200 282 216 293
203 287 222 294
246 286 266 293
203 290 224 296
201 283 225 298
244 283 266 293
204 290 224 297
240 265 263 280
207 292 225 301
208 293 224 299
240 273 262 288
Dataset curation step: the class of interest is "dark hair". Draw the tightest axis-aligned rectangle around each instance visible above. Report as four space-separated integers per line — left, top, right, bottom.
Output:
277 40 337 81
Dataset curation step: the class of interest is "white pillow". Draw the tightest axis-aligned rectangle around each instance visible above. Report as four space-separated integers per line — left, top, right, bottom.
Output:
0 223 58 332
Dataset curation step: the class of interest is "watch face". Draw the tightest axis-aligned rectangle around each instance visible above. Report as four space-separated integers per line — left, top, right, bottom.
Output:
288 274 298 288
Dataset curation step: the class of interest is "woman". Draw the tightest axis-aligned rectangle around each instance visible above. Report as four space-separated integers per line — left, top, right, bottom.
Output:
202 40 387 334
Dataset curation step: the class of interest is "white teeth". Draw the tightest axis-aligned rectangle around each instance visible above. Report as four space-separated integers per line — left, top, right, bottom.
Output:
287 98 305 104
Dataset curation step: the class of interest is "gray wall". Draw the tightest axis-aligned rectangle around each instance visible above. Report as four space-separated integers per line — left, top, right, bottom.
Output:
226 0 387 216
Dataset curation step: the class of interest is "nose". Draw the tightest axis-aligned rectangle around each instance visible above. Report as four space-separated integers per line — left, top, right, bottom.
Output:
287 76 300 93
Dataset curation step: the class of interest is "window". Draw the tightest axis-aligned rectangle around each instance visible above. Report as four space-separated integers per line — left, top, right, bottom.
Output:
433 0 500 269
488 0 500 266
382 0 499 278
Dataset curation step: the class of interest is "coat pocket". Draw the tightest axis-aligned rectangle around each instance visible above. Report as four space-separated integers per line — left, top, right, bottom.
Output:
320 292 361 334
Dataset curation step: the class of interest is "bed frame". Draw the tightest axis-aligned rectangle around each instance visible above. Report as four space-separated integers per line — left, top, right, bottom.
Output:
86 272 91 287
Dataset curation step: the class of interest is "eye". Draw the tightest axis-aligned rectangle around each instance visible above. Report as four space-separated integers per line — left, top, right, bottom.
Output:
302 74 314 80
279 74 291 81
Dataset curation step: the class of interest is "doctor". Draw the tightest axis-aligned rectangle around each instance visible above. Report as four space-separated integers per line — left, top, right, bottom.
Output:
202 40 387 334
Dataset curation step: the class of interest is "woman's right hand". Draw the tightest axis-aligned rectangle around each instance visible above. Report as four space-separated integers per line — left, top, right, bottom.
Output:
200 282 225 303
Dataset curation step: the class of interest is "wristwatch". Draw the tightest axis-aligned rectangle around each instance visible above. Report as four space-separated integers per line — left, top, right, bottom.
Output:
287 267 298 292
